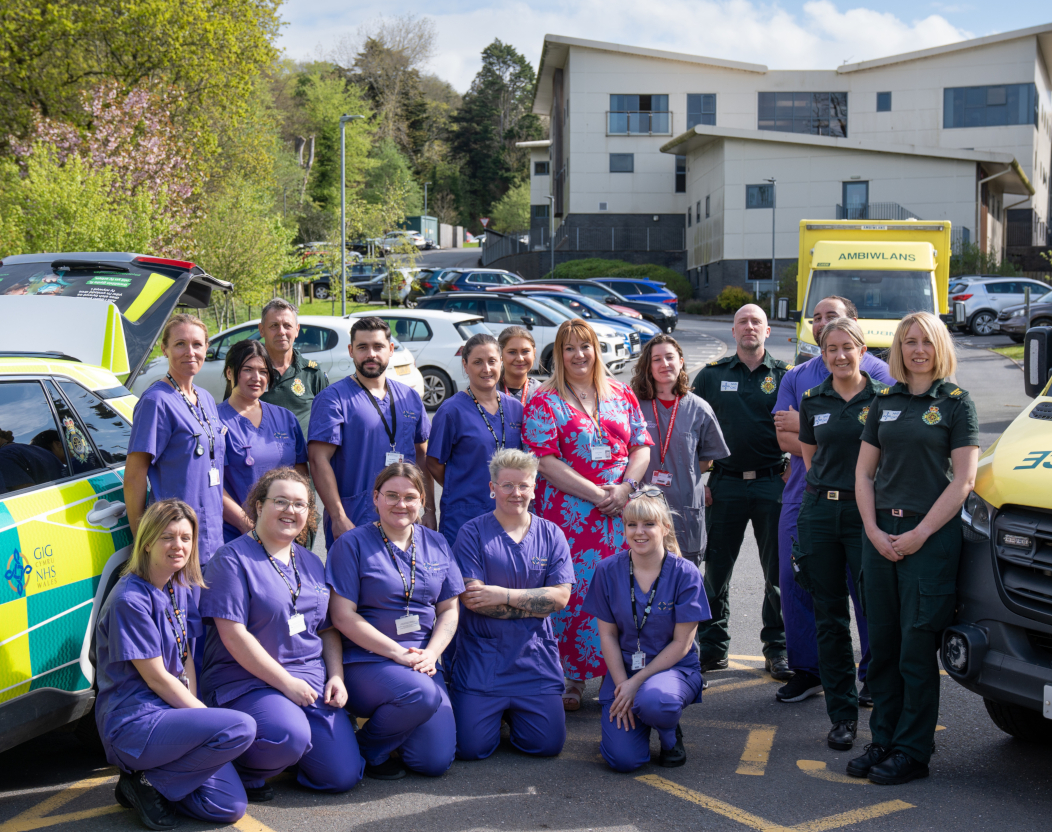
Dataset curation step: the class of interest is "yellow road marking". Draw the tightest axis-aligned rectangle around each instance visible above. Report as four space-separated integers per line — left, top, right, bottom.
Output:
728 654 766 661
0 772 122 832
637 775 913 832
704 677 773 695
692 720 777 776
796 760 872 785
235 816 281 832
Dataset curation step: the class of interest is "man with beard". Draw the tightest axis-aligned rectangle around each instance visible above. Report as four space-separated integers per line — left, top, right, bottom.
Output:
691 304 792 680
258 298 329 437
308 317 435 547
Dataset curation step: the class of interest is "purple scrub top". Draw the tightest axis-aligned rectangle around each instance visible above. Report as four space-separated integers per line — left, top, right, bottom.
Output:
307 377 430 546
773 353 894 506
325 523 464 665
129 381 226 563
217 402 307 543
582 550 710 703
198 534 330 705
95 573 203 761
451 512 574 696
428 391 524 548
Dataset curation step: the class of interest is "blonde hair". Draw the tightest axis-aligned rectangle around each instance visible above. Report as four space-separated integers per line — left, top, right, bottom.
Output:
124 499 206 588
488 447 539 481
622 493 681 556
887 311 957 382
819 316 867 350
161 313 209 347
540 319 612 402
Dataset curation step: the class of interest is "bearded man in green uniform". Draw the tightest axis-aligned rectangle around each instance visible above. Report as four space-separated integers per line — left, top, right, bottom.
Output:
258 298 329 436
692 303 792 680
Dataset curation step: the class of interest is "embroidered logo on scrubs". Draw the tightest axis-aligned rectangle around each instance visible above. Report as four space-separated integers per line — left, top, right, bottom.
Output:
656 600 674 613
858 406 870 425
760 376 777 394
5 550 32 597
530 555 549 567
420 560 443 573
62 417 91 462
291 378 306 396
922 406 942 425
273 431 290 441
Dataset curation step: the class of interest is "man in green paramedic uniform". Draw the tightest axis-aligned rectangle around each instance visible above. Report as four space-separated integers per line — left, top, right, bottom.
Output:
258 297 329 436
692 304 793 680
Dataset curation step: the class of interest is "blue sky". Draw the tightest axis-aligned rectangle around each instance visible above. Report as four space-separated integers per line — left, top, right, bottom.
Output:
277 1 1050 93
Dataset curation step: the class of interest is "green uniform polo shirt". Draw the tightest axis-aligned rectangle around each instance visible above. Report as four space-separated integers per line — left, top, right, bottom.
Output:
859 379 980 514
799 372 888 492
692 351 791 474
260 349 329 436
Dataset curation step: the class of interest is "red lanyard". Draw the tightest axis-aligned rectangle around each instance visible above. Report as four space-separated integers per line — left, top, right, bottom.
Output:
651 397 680 467
504 382 529 407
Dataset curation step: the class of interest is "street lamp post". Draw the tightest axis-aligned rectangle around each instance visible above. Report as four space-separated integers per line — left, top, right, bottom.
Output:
340 113 365 317
424 181 431 244
764 177 777 319
545 195 555 278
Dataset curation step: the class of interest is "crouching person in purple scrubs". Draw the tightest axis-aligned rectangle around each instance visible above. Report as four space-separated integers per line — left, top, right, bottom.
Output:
96 499 255 830
452 448 574 760
583 489 711 772
199 468 364 799
327 462 464 780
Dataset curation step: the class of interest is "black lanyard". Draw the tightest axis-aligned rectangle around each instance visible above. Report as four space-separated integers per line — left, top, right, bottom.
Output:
163 580 189 667
467 388 506 449
355 375 398 449
252 532 301 606
629 553 667 651
166 373 216 464
378 523 416 615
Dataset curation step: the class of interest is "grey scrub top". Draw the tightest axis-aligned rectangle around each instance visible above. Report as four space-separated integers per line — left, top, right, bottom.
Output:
640 393 730 559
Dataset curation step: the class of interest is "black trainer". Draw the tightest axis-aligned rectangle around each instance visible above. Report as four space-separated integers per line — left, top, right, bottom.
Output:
245 784 275 802
118 770 176 831
846 743 890 778
658 724 686 768
868 750 929 785
775 670 823 702
827 720 857 750
765 656 795 681
701 656 728 672
365 756 407 780
858 682 873 707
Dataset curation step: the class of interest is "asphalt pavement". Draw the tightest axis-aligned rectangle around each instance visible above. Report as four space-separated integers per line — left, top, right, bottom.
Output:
1 319 1049 832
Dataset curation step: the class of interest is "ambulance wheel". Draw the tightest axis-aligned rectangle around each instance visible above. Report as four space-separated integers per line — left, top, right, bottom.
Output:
984 698 1052 743
74 703 105 755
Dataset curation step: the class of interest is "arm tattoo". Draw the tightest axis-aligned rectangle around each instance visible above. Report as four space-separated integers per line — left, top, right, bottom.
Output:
476 604 533 619
517 587 560 614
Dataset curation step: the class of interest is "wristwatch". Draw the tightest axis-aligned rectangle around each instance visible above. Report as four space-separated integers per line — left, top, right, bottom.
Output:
624 478 640 491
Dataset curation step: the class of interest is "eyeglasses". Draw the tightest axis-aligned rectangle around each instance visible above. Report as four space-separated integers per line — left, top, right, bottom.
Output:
381 491 422 507
497 482 534 495
265 498 310 514
629 486 664 501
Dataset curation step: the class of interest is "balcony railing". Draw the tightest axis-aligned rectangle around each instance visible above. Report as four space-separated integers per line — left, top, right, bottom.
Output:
607 111 672 136
835 202 921 221
481 226 685 265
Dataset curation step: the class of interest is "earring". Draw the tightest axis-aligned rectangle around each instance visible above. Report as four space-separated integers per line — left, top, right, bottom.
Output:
490 491 496 499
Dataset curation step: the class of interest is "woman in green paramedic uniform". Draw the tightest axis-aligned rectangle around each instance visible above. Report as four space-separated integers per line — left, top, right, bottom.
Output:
795 317 886 754
851 311 979 786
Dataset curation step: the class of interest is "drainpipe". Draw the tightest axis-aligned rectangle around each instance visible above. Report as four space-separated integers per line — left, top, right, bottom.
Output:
976 168 1010 255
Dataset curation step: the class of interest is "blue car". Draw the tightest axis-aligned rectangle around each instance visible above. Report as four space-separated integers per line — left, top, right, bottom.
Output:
528 291 662 346
591 277 679 312
525 295 642 359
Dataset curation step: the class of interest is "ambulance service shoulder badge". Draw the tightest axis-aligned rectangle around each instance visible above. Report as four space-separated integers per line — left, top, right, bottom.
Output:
292 378 306 396
858 406 870 424
760 376 777 394
922 406 942 425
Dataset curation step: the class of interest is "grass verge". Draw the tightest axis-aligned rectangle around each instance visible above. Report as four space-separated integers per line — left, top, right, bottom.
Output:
992 344 1024 361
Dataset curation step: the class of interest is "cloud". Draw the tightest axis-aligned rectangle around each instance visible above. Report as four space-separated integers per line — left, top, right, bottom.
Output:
277 0 975 92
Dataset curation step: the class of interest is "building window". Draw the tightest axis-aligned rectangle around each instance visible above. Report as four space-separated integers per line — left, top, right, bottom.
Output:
705 195 710 218
877 92 892 112
746 184 774 209
610 153 634 173
675 156 686 192
757 92 848 137
696 200 701 220
687 94 716 128
531 204 550 220
608 95 670 134
534 161 550 176
943 83 1038 128
687 206 692 227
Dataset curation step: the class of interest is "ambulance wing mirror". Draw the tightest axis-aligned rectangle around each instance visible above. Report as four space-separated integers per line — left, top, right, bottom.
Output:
1023 326 1052 398
788 310 802 322
776 297 789 321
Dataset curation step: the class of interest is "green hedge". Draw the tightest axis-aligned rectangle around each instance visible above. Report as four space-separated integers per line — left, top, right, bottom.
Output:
544 258 693 301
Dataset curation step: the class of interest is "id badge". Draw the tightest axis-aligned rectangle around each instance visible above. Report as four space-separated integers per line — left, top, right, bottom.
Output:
178 673 190 689
396 614 421 635
652 470 672 486
720 381 739 392
591 445 612 461
385 451 404 466
288 613 306 636
631 651 646 671
208 467 221 487
813 413 830 426
880 410 901 422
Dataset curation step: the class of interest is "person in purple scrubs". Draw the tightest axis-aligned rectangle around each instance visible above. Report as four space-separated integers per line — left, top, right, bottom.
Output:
327 462 464 780
217 340 308 543
200 468 363 798
95 499 255 830
309 317 435 547
452 448 573 760
126 314 226 565
427 333 524 549
583 490 711 773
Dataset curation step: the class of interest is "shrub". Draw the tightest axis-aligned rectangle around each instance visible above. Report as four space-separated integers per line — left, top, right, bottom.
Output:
716 285 754 312
683 298 722 315
546 257 693 301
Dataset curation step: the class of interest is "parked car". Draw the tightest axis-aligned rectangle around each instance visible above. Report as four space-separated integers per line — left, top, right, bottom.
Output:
950 276 1051 336
382 230 432 252
416 292 630 374
438 269 524 292
525 295 638 360
996 290 1052 342
504 288 660 346
590 277 679 312
528 278 678 332
132 315 425 401
346 309 491 410
0 251 231 753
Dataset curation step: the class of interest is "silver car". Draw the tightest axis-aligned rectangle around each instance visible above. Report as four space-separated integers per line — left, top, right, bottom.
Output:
950 276 1051 336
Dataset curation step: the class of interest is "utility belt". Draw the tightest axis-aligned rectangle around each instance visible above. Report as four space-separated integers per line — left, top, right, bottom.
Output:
805 484 856 501
716 460 787 481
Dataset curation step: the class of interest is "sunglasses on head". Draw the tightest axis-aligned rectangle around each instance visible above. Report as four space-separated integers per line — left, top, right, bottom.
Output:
629 486 664 501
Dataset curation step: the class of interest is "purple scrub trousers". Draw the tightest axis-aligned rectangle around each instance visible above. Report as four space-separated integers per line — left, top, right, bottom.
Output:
452 693 565 760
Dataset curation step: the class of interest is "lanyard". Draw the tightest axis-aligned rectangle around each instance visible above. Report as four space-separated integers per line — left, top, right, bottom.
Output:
570 385 607 446
354 375 398 449
252 532 301 606
629 552 667 652
377 523 416 615
504 382 529 407
651 397 681 467
166 373 215 464
163 580 189 667
467 387 506 449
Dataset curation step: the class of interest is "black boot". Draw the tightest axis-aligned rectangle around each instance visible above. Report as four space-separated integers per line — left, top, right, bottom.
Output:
365 756 407 780
827 720 857 751
658 724 686 768
867 750 929 785
117 771 176 831
846 743 890 778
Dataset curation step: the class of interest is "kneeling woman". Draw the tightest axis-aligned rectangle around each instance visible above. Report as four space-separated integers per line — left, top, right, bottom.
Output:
452 448 574 760
327 462 464 780
199 468 363 798
95 500 255 830
583 490 710 772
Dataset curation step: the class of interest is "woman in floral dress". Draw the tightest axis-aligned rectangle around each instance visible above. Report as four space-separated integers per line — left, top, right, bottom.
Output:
523 319 652 710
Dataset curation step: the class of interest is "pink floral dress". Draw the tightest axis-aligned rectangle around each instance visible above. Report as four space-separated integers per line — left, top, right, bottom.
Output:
523 381 652 680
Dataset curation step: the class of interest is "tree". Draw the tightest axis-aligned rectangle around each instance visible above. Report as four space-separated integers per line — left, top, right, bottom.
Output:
489 181 531 232
363 139 422 215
